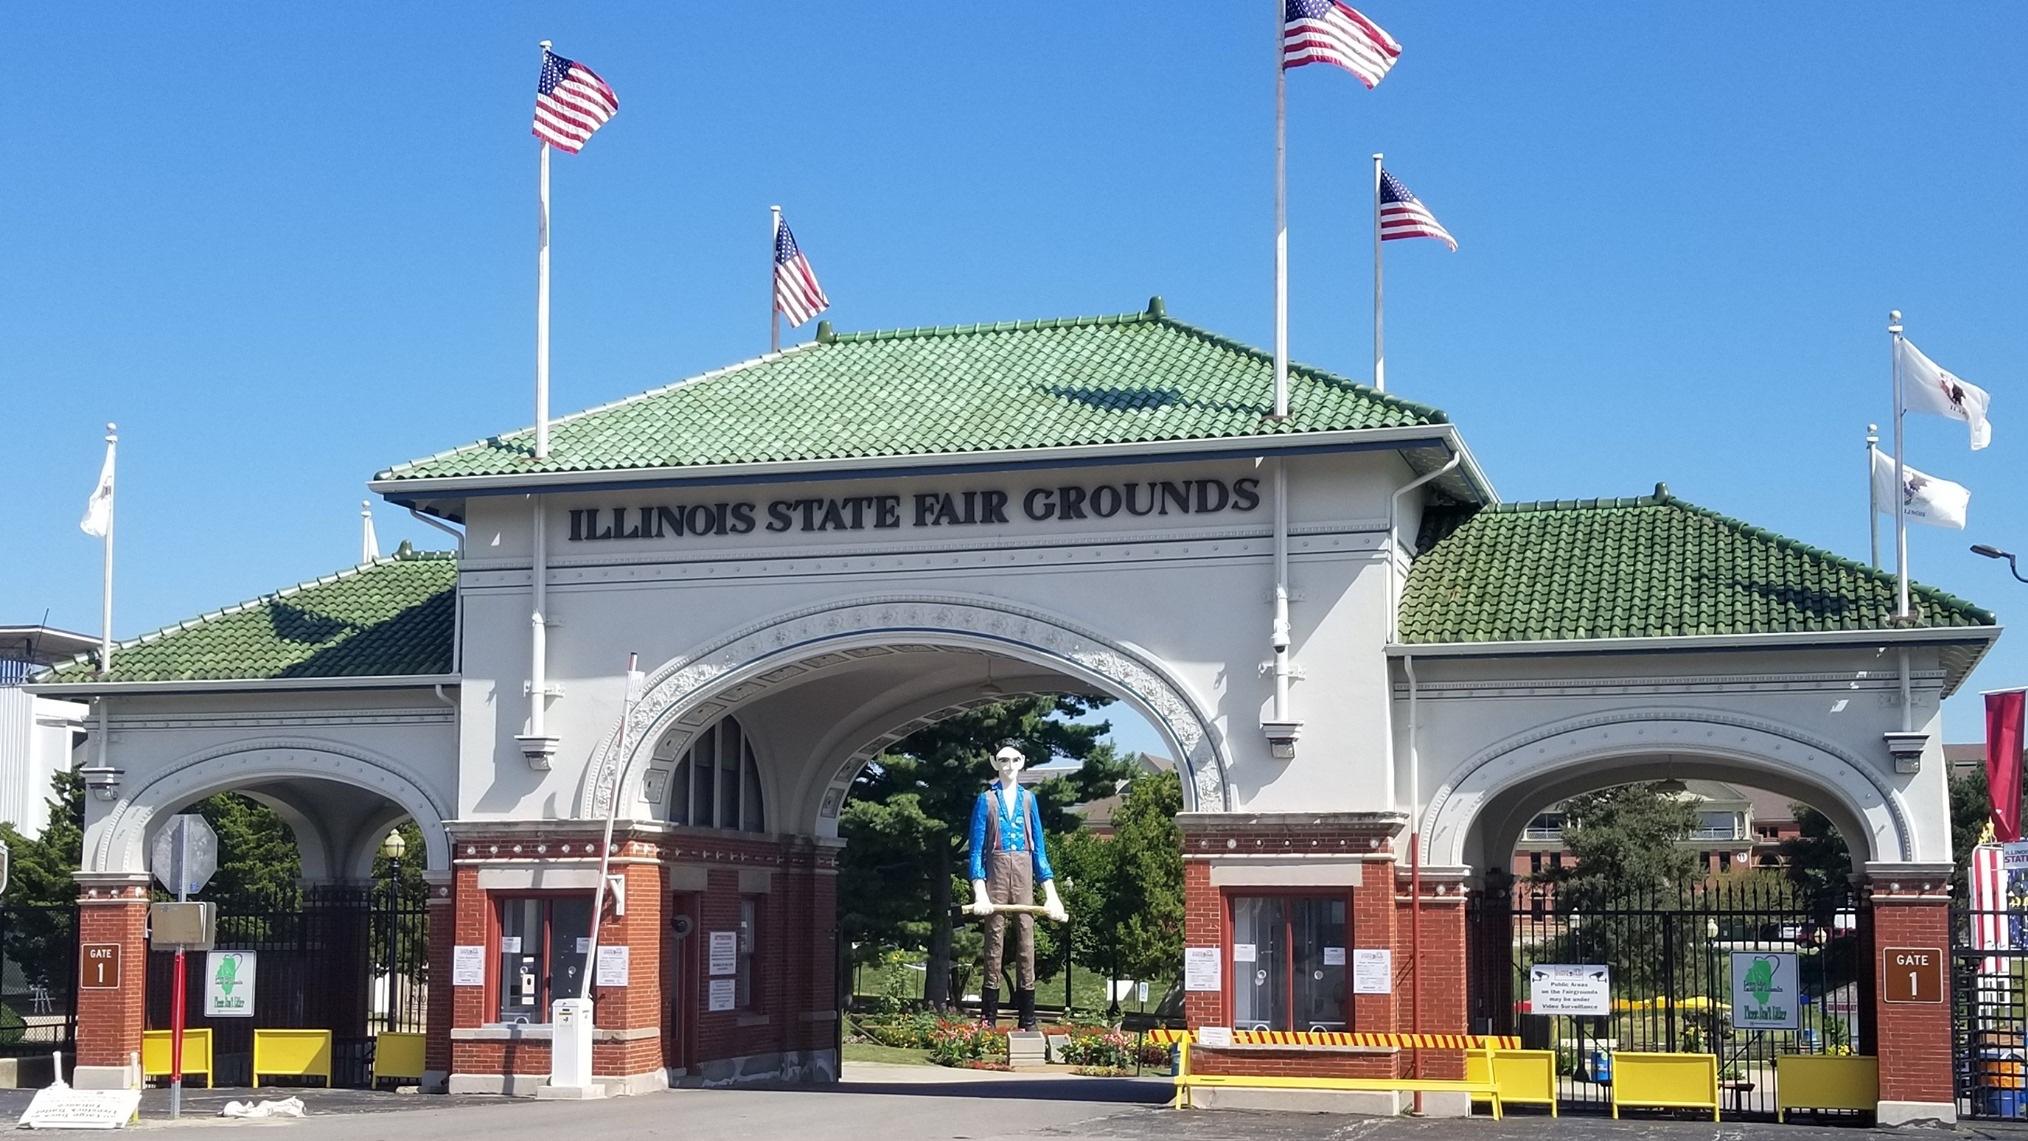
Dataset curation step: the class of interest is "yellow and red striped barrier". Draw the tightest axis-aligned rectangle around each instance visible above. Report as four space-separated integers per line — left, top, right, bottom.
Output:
1144 1028 1517 1050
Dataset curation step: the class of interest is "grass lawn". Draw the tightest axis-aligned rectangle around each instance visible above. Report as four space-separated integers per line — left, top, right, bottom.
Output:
843 1041 932 1066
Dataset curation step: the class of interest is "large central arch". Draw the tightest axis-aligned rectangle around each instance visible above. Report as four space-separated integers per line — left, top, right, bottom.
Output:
1421 708 1915 870
580 594 1232 825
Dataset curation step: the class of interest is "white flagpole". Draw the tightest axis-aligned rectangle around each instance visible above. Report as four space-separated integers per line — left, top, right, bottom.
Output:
95 423 117 796
1372 153 1385 393
1890 310 1908 618
770 205 783 354
1272 0 1289 420
98 423 117 676
534 41 554 463
1865 423 1880 569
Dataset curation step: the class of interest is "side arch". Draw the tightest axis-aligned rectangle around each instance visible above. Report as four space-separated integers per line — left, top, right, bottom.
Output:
92 737 453 875
1420 708 1913 869
581 594 1231 822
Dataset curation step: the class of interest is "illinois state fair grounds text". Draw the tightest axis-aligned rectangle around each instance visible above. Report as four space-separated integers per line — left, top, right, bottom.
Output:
567 477 1262 542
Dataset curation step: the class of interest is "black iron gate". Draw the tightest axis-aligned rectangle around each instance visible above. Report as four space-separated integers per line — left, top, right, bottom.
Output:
0 903 79 1060
1953 902 2028 1120
147 880 428 1088
1468 877 1863 1120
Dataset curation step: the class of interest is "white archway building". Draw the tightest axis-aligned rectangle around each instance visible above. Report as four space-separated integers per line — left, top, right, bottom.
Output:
35 301 1998 1118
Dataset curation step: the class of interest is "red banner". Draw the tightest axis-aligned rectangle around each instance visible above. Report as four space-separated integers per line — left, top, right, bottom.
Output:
1988 690 2028 843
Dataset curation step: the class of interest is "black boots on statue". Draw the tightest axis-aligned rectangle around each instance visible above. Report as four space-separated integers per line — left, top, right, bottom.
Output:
980 985 1000 1026
1015 988 1037 1032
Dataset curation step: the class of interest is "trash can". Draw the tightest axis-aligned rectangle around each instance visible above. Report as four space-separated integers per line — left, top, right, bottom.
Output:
1588 1050 1613 1086
1978 1083 2027 1120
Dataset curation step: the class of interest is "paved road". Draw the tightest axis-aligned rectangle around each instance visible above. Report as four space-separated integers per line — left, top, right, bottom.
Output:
2 1064 2012 1139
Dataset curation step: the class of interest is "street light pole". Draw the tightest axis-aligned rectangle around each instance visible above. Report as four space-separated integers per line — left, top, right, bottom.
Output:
1972 545 2028 583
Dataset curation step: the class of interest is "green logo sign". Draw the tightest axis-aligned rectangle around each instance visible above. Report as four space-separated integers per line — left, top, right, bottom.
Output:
1730 951 1799 1030
204 950 256 1018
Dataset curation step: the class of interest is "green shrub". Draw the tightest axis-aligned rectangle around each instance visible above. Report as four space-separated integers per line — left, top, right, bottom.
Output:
853 1011 939 1049
0 1004 25 1047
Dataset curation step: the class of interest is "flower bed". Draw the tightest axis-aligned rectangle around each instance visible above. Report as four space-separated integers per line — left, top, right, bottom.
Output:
927 1019 1009 1068
1055 1028 1136 1070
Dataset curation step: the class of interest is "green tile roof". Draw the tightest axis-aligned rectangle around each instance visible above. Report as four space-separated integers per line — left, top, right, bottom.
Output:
1400 485 1995 644
377 299 1448 483
40 549 457 684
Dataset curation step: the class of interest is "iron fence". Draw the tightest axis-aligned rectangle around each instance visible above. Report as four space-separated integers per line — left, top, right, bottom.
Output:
0 902 78 1059
1468 876 1863 1120
146 879 428 1088
1953 905 2028 1120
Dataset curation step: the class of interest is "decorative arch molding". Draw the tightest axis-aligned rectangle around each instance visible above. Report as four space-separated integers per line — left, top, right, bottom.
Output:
582 594 1231 820
92 737 453 874
1420 708 1914 867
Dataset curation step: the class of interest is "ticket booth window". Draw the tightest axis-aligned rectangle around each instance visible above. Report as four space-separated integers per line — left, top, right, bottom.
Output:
494 896 593 1023
1228 894 1348 1031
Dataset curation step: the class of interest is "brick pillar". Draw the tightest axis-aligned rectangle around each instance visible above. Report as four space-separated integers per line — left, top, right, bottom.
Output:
422 871 454 1091
1181 859 1219 1030
1353 861 1396 1042
446 864 496 1086
1395 867 1469 1079
783 838 842 1071
590 848 665 1089
1865 865 1956 1125
73 873 150 1090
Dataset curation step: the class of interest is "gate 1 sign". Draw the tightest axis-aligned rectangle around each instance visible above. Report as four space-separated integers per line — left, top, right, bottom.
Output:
81 944 122 990
1527 964 1611 1016
204 950 257 1017
1883 946 1944 1004
1730 951 1800 1029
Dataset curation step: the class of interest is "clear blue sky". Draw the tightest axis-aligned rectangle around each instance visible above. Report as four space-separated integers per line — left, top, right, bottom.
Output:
8 4 2024 756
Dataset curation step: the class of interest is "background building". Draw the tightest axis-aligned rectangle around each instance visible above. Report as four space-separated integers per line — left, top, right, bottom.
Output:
0 625 90 836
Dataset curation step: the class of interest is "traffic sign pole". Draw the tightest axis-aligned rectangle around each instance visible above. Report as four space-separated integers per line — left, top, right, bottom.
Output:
171 824 188 1120
148 812 216 1123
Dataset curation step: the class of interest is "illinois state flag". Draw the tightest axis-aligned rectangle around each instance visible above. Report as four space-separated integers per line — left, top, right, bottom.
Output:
1898 337 1993 450
80 443 114 538
1871 449 1969 529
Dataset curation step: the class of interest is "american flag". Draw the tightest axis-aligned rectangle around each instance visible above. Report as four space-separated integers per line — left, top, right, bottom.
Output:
1282 0 1401 88
1379 170 1457 251
1971 843 2010 973
773 217 829 328
533 48 618 154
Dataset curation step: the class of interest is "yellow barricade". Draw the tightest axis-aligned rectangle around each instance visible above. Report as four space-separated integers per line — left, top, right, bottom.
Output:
1144 1028 1517 1049
1610 1052 1719 1120
1169 1033 1507 1115
1774 1054 1878 1121
1467 1048 1557 1115
140 1028 214 1089
253 1028 334 1087
371 1032 428 1086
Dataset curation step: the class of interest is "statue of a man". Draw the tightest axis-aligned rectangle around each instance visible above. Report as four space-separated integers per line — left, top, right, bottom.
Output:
965 745 1067 1030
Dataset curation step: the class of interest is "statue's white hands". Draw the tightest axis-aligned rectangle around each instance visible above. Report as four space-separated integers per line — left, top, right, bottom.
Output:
968 879 996 916
1042 879 1068 923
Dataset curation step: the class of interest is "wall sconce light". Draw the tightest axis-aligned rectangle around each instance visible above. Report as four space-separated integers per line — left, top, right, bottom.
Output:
79 763 124 802
1261 719 1302 761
